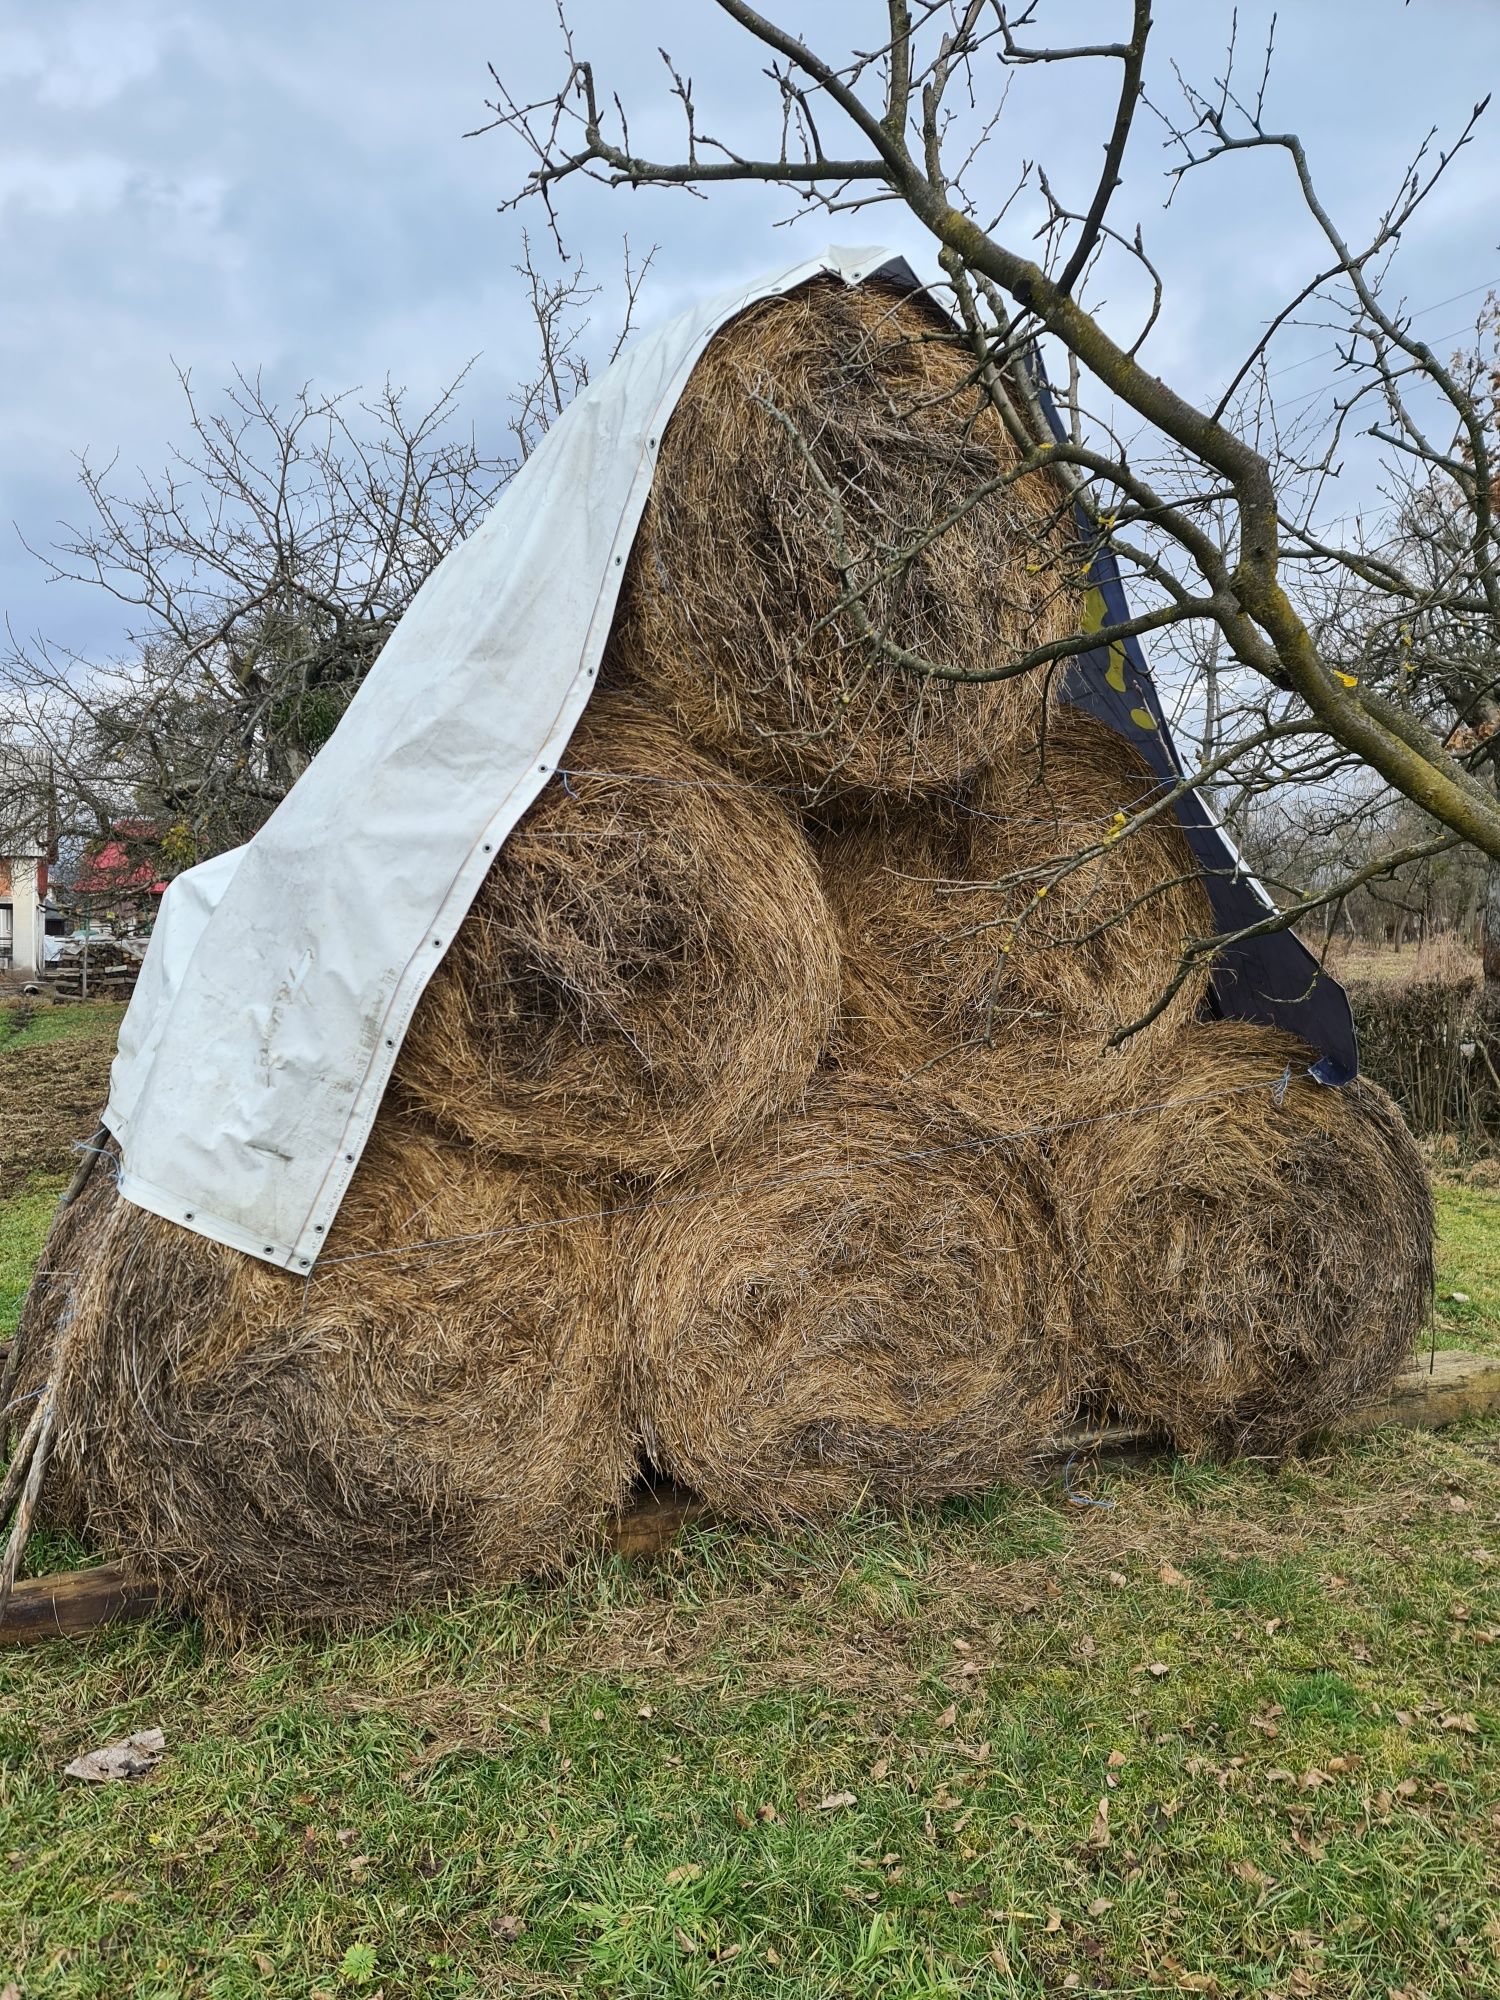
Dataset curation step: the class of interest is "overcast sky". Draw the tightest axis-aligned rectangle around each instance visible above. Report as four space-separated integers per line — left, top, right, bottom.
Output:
4 0 1499 661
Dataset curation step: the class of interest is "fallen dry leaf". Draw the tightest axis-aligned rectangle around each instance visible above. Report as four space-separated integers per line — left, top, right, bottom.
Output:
1045 1908 1063 1934
869 1757 889 1780
937 1704 958 1729
664 1864 703 1886
64 1728 166 1784
817 1790 857 1811
1085 1796 1110 1849
1145 1662 1171 1679
1158 1563 1189 1588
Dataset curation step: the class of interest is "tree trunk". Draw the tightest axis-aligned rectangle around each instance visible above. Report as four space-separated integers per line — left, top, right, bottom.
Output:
1482 861 1500 990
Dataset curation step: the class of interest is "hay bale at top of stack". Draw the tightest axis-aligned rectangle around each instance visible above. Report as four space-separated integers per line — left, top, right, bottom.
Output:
817 707 1214 1095
11 1112 636 1629
609 278 1076 801
1048 1020 1433 1455
624 1073 1067 1526
394 689 841 1176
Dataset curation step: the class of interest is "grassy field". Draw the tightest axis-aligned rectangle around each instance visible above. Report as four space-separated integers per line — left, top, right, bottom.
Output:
1433 1180 1500 1356
1 1008 1497 1998
0 1000 129 1057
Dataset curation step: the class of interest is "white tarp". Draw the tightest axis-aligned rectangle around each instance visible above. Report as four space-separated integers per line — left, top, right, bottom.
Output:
104 246 901 1271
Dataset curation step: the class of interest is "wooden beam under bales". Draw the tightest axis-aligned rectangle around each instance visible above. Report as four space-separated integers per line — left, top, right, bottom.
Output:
0 1562 158 1648
4 1348 1499 1648
1338 1344 1500 1434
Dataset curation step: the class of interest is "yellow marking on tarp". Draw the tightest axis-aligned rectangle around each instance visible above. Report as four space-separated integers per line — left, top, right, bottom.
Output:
1083 586 1130 694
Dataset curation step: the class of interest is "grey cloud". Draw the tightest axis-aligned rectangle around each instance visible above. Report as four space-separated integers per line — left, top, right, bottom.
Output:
3 0 1499 662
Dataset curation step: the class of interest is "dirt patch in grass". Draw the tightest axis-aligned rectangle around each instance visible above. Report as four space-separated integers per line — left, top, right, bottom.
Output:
0 1007 120 1196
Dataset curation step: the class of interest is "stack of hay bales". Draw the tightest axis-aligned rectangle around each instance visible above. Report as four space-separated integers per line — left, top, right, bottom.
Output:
9 278 1432 1627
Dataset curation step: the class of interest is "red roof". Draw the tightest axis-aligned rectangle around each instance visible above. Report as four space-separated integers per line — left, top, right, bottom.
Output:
74 838 168 898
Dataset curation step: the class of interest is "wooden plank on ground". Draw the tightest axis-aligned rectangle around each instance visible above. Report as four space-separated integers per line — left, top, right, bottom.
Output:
3 1349 1498 1648
1337 1344 1500 1434
0 1562 158 1648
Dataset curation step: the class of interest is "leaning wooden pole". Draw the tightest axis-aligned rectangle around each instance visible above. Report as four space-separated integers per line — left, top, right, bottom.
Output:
0 1122 111 1625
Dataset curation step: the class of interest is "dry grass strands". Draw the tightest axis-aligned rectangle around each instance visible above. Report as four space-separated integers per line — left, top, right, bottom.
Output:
816 708 1214 1096
9 1115 637 1629
1050 1021 1433 1455
610 277 1076 800
395 690 840 1175
624 1075 1067 1526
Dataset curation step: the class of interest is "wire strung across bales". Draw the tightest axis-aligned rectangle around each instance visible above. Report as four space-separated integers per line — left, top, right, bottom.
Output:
394 690 841 1176
1047 1021 1433 1456
8 1115 636 1630
815 707 1214 1101
623 1074 1068 1527
609 277 1076 802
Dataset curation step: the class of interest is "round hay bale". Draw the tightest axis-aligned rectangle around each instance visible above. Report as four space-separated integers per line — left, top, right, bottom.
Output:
815 707 1214 1095
1049 1021 1433 1454
12 1116 637 1628
394 689 841 1175
609 277 1076 800
624 1075 1067 1525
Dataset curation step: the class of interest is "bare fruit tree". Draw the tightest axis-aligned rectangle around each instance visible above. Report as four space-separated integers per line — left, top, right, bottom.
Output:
478 0 1500 965
1 247 652 873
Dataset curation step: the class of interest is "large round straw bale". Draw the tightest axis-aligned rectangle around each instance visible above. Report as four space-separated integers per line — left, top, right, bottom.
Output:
624 1075 1067 1525
815 707 1214 1093
11 1115 637 1628
394 689 841 1175
609 277 1075 800
1049 1021 1432 1454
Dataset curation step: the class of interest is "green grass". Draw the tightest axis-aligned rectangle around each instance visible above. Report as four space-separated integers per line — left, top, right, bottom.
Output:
1 1152 1497 1997
1 1445 1497 1999
0 1174 65 1339
0 999 126 1055
1433 1179 1500 1353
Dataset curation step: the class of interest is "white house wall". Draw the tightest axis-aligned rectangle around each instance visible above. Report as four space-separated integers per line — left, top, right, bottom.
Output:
1 856 42 974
